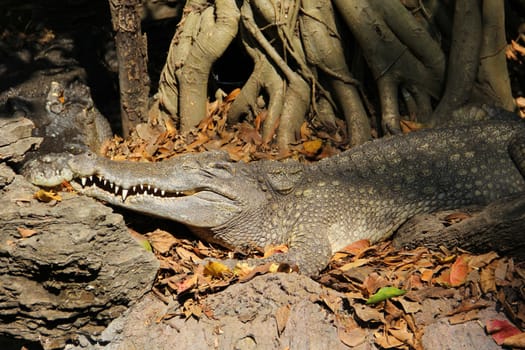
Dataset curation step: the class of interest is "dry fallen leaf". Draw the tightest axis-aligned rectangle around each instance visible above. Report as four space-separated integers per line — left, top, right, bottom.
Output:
34 189 62 202
448 309 479 325
338 327 367 347
338 258 371 271
275 304 290 335
338 239 371 256
400 119 426 133
480 262 497 293
302 139 323 156
203 261 232 278
374 330 405 349
353 303 385 323
503 332 525 347
146 229 178 254
17 227 39 238
486 319 522 345
263 244 288 258
449 254 470 287
397 298 422 314
183 298 203 319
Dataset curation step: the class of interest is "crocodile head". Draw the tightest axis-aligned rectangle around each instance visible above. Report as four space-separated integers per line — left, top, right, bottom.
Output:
67 151 270 229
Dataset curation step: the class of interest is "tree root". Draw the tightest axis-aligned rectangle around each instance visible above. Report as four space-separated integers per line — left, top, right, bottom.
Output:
153 0 239 132
146 0 515 150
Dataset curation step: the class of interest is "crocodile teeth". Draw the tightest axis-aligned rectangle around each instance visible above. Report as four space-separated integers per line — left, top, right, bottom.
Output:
153 187 158 194
81 177 87 186
103 179 108 186
132 186 136 192
114 185 120 194
161 190 165 196
121 189 128 201
89 176 93 182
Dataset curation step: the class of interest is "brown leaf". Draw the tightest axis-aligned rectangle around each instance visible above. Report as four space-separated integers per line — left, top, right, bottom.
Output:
146 229 178 254
512 40 525 56
302 139 323 156
480 262 497 293
338 327 367 347
183 298 203 319
353 303 385 323
363 273 389 295
516 96 525 108
224 88 241 102
171 275 197 294
400 119 425 133
237 123 262 146
17 227 39 238
448 300 490 317
235 262 266 282
320 293 343 314
448 309 479 325
503 332 525 347
175 246 201 263
419 268 434 283
374 330 405 349
339 239 371 256
275 304 290 335
384 299 404 318
468 251 499 269
263 244 288 258
388 320 414 347
397 298 422 314
433 269 451 287
494 259 509 284
338 258 372 272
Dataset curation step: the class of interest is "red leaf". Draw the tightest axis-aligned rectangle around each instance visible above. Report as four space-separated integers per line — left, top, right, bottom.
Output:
486 319 522 345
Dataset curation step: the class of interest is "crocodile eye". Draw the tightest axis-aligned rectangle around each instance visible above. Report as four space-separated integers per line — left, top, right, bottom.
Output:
213 162 234 173
266 168 304 194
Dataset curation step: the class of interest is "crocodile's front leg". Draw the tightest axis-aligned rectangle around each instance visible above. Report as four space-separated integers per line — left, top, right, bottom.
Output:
213 223 334 276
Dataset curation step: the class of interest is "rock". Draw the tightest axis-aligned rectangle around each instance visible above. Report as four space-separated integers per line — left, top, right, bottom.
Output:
67 273 369 350
0 116 42 162
0 169 159 350
422 307 503 350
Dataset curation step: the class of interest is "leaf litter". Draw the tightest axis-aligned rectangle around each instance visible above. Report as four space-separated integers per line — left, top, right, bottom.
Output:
85 90 525 348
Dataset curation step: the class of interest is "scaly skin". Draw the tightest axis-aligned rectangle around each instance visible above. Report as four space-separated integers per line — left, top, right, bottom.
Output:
61 120 525 275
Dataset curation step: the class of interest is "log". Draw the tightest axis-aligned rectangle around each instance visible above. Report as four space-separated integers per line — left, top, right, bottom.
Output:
393 194 525 259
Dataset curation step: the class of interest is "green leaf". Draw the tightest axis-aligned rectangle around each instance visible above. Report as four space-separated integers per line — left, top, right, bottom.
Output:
366 286 406 304
139 239 153 252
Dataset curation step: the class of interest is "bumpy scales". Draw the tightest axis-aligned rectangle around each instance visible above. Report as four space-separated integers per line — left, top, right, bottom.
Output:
34 119 525 275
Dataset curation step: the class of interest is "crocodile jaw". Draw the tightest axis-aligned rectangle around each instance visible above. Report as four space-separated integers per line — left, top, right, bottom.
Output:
70 178 241 228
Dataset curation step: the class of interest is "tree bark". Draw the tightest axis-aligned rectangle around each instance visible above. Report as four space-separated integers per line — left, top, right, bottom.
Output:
431 0 482 124
108 0 150 136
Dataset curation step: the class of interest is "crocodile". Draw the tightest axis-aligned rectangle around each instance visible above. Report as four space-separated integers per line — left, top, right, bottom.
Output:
49 116 525 276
